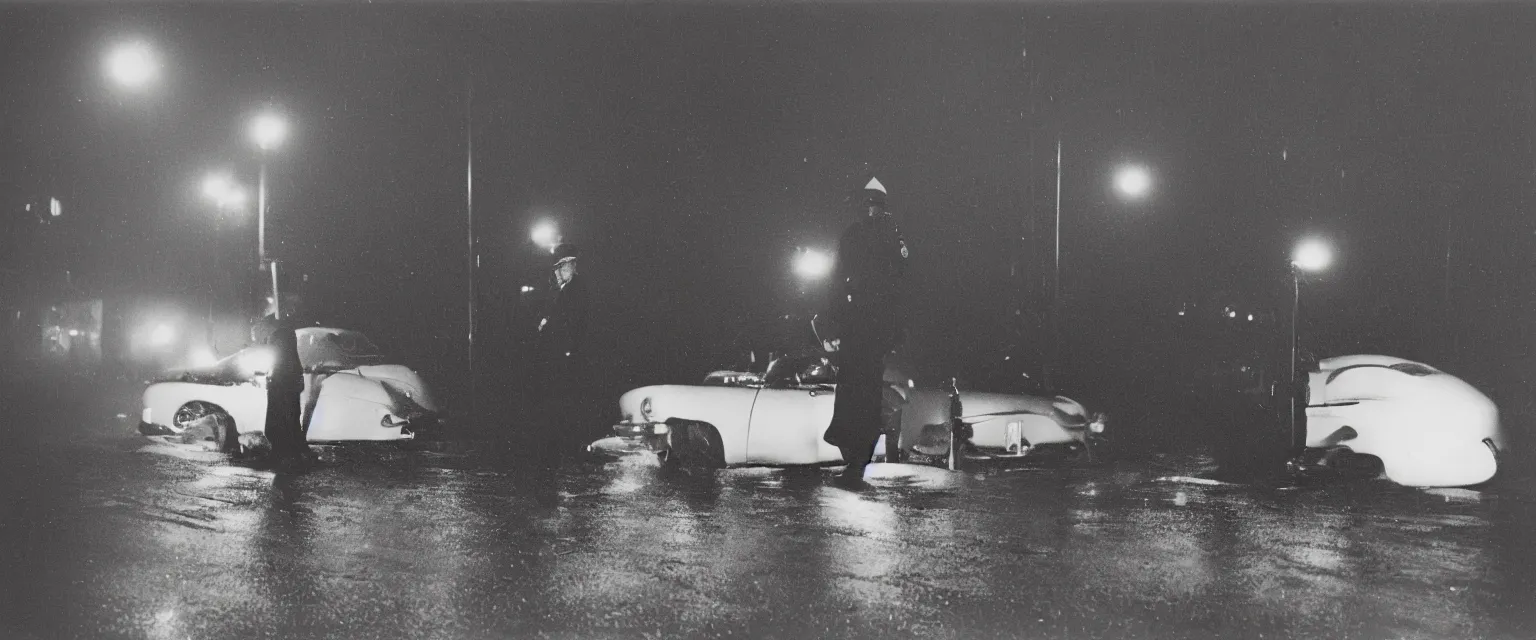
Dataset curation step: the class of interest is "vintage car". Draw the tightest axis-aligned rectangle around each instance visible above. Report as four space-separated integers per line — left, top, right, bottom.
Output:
138 327 438 445
588 354 1107 469
1298 355 1503 487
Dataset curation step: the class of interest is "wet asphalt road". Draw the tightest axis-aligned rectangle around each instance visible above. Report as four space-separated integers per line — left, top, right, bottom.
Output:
4 382 1536 639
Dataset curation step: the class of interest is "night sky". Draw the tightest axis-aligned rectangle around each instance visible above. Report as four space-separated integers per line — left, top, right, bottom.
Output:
4 3 1533 407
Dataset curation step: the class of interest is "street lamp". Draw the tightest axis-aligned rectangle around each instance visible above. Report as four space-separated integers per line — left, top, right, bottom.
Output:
1047 138 1156 387
248 110 288 318
531 221 560 252
1113 164 1153 200
104 40 159 90
248 111 287 265
1289 238 1332 449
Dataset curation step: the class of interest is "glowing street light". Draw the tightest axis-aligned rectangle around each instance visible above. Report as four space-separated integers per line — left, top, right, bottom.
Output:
1291 239 1333 273
793 248 834 281
250 112 289 152
531 221 560 251
104 40 159 90
1113 164 1153 200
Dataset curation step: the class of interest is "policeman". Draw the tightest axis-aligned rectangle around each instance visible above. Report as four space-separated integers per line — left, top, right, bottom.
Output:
250 290 310 464
528 243 589 502
823 177 910 486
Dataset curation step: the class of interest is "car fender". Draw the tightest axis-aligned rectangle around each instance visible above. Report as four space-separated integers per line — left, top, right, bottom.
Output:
618 385 755 464
1307 355 1504 487
143 381 266 434
1378 437 1497 487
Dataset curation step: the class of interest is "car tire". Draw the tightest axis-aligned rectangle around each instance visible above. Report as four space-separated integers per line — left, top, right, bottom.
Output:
173 401 240 454
664 421 725 470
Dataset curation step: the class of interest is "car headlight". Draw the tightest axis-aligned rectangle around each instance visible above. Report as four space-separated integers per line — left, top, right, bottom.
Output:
1090 412 1108 434
237 349 275 376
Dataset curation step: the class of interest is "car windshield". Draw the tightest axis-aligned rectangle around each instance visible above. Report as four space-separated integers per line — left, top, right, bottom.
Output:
297 329 387 369
763 355 835 388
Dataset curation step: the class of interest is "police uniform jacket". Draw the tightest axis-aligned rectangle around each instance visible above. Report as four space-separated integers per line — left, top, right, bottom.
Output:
831 213 909 346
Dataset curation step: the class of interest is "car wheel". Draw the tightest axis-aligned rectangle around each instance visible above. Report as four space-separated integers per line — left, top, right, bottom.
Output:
173 401 239 454
664 421 725 470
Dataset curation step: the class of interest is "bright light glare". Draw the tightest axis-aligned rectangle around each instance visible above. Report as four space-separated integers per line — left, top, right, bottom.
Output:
520 285 535 293
202 173 247 210
67 329 81 337
1292 239 1333 272
531 222 559 249
150 323 176 347
1113 165 1152 199
190 347 218 368
202 172 233 201
250 112 288 151
237 348 276 376
105 41 159 89
221 187 247 210
794 249 834 280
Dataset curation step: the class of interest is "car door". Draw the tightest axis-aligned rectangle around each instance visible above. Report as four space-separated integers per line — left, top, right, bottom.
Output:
745 385 837 465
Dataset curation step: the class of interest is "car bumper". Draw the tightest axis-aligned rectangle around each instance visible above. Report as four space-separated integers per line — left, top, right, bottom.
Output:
588 434 669 459
139 421 178 437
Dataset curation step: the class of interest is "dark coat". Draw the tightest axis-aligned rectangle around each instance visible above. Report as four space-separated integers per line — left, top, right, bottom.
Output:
251 314 303 388
830 212 909 347
536 275 589 365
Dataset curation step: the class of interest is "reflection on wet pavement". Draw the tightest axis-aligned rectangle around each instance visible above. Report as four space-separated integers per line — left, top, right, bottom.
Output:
5 425 1536 639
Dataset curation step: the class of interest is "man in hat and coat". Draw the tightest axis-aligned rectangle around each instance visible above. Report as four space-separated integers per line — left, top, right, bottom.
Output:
250 288 312 464
823 177 910 487
528 243 589 502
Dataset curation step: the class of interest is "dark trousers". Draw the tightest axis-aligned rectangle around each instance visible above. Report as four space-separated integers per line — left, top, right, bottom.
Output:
264 383 305 456
824 334 888 470
526 354 583 485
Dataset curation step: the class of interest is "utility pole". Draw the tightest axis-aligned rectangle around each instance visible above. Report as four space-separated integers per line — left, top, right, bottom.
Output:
466 73 477 422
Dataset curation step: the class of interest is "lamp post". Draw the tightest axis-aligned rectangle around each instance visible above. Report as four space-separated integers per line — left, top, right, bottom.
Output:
1289 238 1332 448
249 111 288 316
1048 137 1154 388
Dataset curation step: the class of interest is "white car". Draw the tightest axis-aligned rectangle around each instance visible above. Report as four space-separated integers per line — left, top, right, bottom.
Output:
138 328 439 444
588 355 1106 468
1301 355 1503 487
